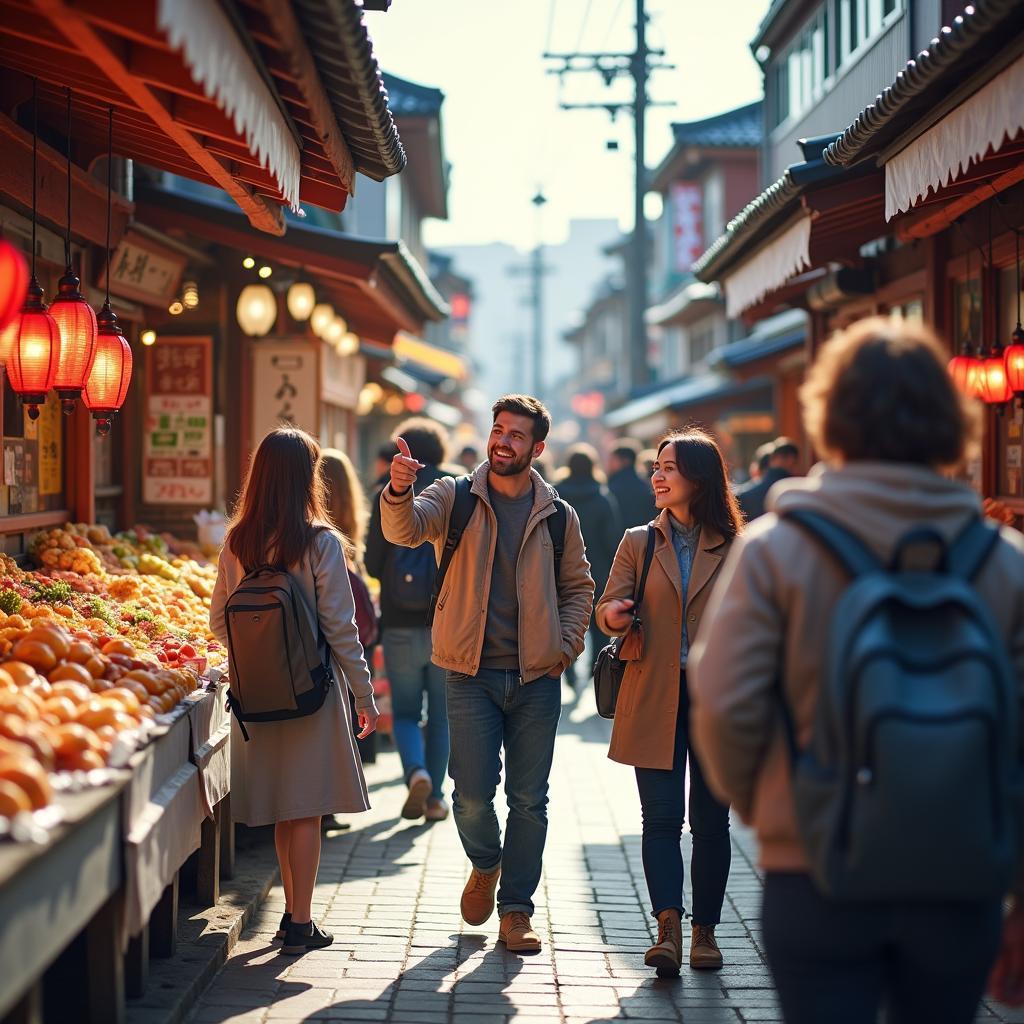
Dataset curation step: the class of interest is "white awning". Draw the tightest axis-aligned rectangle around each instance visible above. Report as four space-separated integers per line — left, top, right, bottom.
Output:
158 0 302 211
721 212 812 319
885 54 1024 221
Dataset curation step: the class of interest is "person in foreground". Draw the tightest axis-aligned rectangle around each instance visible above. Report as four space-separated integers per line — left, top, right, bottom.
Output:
596 428 741 977
381 395 593 953
689 317 1024 1022
210 428 379 955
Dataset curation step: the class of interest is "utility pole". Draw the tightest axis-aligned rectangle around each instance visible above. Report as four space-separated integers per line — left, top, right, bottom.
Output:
544 0 673 393
507 189 554 399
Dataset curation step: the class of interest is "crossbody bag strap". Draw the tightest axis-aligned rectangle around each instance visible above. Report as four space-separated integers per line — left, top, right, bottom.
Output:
633 525 657 608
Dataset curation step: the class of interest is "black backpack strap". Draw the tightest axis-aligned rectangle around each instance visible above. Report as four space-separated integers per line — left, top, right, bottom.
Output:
947 515 1001 581
426 476 477 627
634 525 657 606
782 508 881 578
546 499 568 582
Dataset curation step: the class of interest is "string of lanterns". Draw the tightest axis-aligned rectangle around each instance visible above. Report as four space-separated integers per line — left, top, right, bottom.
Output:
0 83 132 435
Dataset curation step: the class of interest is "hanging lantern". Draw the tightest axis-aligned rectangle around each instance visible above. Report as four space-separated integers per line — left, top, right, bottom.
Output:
310 302 334 338
182 280 199 309
338 332 360 357
1005 325 1024 400
7 279 60 420
287 281 315 322
236 284 277 337
980 342 1012 405
0 238 28 336
83 302 132 436
49 267 98 414
324 318 345 346
949 343 983 399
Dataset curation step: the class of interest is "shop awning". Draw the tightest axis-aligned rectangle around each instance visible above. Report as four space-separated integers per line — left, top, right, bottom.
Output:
605 374 769 430
392 332 468 382
693 136 885 317
0 0 405 235
646 281 721 327
710 314 806 369
136 184 447 343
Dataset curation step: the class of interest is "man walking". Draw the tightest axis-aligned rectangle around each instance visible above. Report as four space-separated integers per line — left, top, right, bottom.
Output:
735 437 800 522
607 439 656 529
382 395 593 953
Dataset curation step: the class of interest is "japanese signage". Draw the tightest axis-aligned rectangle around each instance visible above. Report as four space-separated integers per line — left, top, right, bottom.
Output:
2 439 38 515
252 342 319 445
102 231 187 306
671 182 704 273
35 393 62 496
143 337 213 506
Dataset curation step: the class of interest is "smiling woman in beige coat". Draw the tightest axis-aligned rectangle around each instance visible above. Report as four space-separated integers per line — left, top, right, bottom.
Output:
596 427 743 978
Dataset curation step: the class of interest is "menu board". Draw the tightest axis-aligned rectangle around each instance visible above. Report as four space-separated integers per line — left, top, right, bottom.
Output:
143 337 213 506
251 342 319 446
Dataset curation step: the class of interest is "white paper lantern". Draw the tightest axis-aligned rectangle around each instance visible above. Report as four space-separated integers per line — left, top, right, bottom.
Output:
310 303 334 338
287 281 315 322
236 284 277 337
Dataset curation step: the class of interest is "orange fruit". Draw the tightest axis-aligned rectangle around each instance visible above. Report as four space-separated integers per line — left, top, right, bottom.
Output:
0 668 15 691
11 640 56 673
40 696 77 725
75 700 121 731
0 692 40 721
63 748 105 772
0 779 32 817
2 662 39 688
49 681 91 704
66 641 96 665
84 655 106 679
103 688 141 715
48 662 93 687
101 638 135 658
0 756 51 810
26 626 69 660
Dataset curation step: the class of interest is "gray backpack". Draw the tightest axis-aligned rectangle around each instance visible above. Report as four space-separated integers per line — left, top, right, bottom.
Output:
782 509 1022 902
223 565 333 741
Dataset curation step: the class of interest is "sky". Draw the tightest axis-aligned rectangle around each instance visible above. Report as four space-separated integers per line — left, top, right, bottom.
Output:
367 0 767 252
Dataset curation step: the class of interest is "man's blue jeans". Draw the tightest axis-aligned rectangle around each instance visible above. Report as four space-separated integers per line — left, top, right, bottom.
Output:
382 628 449 800
446 667 561 916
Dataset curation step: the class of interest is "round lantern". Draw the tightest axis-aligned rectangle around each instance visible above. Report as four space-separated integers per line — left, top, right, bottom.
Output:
310 302 334 339
287 281 315 322
948 345 983 399
49 266 98 414
235 284 277 337
0 238 29 336
324 318 345 346
83 302 132 436
1005 325 1024 399
980 344 1013 405
338 332 360 357
7 278 60 419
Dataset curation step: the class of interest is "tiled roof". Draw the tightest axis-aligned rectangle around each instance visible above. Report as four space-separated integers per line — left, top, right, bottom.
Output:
670 101 762 149
824 0 1024 168
382 72 445 118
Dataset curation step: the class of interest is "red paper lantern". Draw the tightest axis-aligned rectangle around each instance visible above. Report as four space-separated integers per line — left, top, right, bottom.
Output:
980 346 1013 405
0 238 28 336
7 278 59 419
948 348 983 399
49 266 98 414
83 301 132 436
1005 325 1024 397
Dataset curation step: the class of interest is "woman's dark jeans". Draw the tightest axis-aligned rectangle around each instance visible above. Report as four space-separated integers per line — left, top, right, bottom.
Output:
763 872 1003 1024
633 671 731 924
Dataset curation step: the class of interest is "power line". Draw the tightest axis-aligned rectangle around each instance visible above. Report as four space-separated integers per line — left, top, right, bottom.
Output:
574 0 595 54
599 0 626 50
544 0 559 56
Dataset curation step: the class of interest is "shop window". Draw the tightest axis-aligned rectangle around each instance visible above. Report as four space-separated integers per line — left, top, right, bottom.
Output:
689 319 718 366
996 264 1024 500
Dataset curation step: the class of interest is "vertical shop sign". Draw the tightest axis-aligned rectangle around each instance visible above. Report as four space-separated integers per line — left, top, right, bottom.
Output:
143 337 213 505
671 182 704 273
251 342 319 445
36 392 62 496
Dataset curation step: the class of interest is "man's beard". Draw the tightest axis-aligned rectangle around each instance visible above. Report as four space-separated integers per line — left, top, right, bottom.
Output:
488 446 533 477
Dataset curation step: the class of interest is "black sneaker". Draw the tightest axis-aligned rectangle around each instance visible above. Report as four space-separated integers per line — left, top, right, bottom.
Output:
281 920 334 955
273 911 291 942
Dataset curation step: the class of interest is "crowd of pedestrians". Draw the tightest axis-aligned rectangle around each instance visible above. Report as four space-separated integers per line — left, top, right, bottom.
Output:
212 314 1024 1021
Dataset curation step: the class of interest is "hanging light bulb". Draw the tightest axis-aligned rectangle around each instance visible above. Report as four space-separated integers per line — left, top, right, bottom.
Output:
236 284 277 337
324 318 345 345
310 302 334 338
168 299 184 316
49 89 98 415
140 329 157 347
242 256 255 270
339 332 360 357
83 106 132 437
8 78 60 421
0 237 28 337
182 280 199 309
287 281 315 321
258 265 272 279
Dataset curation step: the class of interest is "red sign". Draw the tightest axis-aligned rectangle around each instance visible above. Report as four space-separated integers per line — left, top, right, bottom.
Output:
671 182 704 273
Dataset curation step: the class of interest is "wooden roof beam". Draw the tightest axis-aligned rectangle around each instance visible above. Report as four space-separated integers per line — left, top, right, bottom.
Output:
258 0 355 194
31 0 285 235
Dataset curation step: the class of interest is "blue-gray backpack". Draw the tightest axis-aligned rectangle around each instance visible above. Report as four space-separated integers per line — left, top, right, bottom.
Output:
781 509 1022 902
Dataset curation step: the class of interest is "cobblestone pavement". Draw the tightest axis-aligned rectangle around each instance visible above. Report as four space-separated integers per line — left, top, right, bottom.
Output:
187 685 1022 1024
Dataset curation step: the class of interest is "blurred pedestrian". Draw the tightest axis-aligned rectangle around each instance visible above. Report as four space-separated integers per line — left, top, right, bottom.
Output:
381 394 593 953
690 317 1024 1022
457 444 480 473
365 418 453 821
743 440 775 485
638 448 658 482
321 449 380 764
735 436 800 522
554 444 622 685
210 428 378 955
607 439 657 529
596 427 741 977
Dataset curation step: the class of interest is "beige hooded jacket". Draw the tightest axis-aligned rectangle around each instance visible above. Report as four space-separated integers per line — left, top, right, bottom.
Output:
689 461 1024 874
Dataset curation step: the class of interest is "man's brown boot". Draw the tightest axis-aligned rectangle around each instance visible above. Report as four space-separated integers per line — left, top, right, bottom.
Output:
690 923 723 969
498 911 542 952
460 866 501 926
644 909 682 977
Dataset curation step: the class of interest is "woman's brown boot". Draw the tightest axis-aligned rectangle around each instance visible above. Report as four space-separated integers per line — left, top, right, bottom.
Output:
644 909 682 977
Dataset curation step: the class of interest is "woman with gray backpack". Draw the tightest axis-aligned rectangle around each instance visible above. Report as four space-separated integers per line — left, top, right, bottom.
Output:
210 427 379 955
689 317 1024 1022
